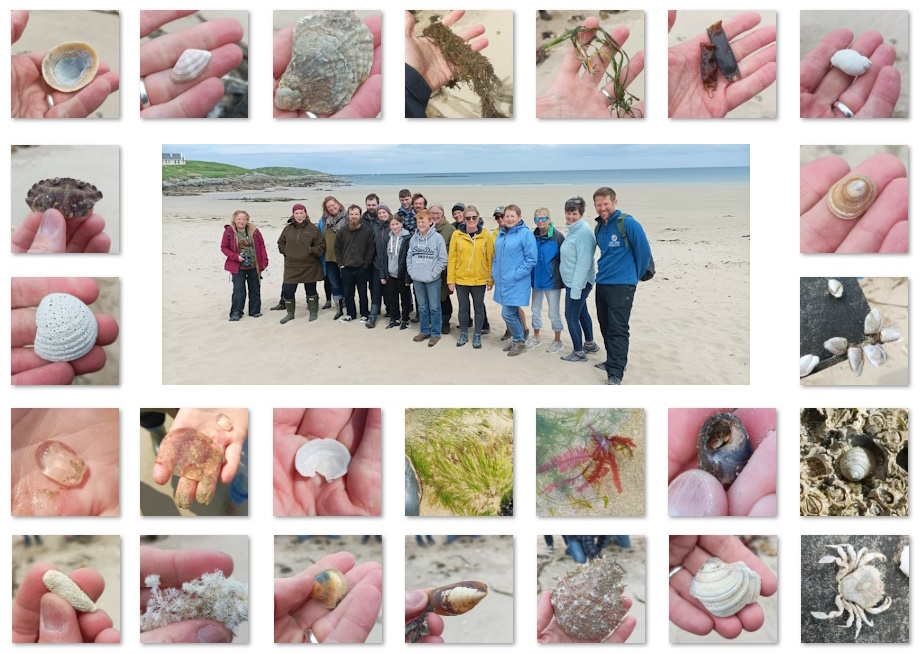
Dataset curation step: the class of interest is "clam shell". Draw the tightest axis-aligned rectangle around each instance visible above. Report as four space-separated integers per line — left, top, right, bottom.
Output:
830 49 872 76
848 346 864 377
863 343 887 368
42 570 97 612
827 174 877 220
689 557 761 618
26 178 102 218
864 308 882 335
171 49 211 83
879 327 902 343
800 354 819 378
429 581 489 616
827 279 843 298
33 293 98 363
294 438 351 481
838 446 874 481
550 556 627 640
824 337 848 356
311 568 348 609
41 42 99 92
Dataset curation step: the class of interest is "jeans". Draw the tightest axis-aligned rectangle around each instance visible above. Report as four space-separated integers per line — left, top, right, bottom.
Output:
531 288 563 331
386 276 412 321
564 284 594 351
564 536 587 564
456 285 486 334
325 261 343 301
595 284 636 380
369 267 383 314
230 267 261 318
341 266 370 319
413 279 442 336
282 281 316 300
501 305 525 341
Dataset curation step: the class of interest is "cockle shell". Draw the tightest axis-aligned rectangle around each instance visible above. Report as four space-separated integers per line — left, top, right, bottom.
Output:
824 337 848 356
800 354 819 378
863 343 887 368
429 580 489 616
697 412 752 487
830 49 872 76
170 49 211 83
879 327 902 343
42 570 97 612
310 568 348 609
41 42 99 92
827 174 877 220
689 557 761 618
827 279 843 298
33 293 98 362
295 438 351 481
864 308 882 335
550 555 627 641
838 446 874 481
26 178 103 219
848 346 864 377
274 11 374 113
35 440 87 486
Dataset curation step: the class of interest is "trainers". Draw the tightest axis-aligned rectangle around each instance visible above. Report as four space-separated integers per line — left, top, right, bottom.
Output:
561 350 588 362
473 333 482 349
359 316 369 323
457 331 469 347
249 313 262 318
548 340 563 353
229 314 241 322
583 340 600 353
400 321 409 330
606 375 622 385
413 333 429 342
386 320 398 329
500 328 512 341
525 336 542 349
594 361 606 370
428 336 441 347
339 315 354 322
503 342 513 352
508 340 527 356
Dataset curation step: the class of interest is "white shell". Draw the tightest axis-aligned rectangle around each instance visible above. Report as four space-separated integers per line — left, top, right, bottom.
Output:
830 49 872 76
42 570 97 612
848 346 864 377
800 354 819 378
863 343 887 368
879 327 902 343
827 279 843 298
900 546 909 577
171 49 211 83
823 337 848 356
295 439 351 481
33 293 98 363
689 557 761 618
838 447 873 481
864 308 882 335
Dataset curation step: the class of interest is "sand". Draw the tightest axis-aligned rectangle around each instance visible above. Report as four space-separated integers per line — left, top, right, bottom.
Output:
73 277 120 386
162 181 749 385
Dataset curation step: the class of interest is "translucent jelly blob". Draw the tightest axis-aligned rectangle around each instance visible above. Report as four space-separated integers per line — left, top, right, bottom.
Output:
35 440 88 486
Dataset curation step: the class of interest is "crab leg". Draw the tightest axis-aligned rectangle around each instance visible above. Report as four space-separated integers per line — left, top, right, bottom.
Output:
866 597 892 613
811 594 845 619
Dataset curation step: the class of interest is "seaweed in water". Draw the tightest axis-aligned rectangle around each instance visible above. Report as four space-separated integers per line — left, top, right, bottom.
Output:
538 423 636 496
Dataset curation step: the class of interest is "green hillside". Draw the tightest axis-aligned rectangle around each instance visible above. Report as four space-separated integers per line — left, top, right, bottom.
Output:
161 160 324 181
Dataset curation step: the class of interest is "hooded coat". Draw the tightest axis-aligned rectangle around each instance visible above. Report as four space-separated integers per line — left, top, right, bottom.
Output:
406 227 448 283
222 223 269 274
277 217 325 283
492 219 537 306
447 226 494 286
531 224 565 290
559 218 597 300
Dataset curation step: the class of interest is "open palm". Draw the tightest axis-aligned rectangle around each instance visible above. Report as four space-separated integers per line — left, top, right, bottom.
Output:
537 591 636 642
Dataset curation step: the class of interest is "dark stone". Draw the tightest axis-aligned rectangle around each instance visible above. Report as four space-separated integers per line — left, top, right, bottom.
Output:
800 277 870 376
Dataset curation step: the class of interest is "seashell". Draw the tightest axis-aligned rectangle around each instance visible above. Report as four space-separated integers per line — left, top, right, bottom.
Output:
33 293 98 363
35 440 87 486
838 446 874 481
863 343 887 368
26 178 103 219
848 347 864 377
405 455 421 516
830 49 872 76
879 327 902 343
295 438 351 481
827 174 877 220
429 580 489 617
697 412 752 487
550 555 627 641
42 570 97 612
274 11 374 113
41 42 99 92
170 48 211 83
824 337 848 356
689 557 761 618
800 354 819 378
310 568 348 609
900 546 909 577
863 308 882 335
216 413 233 431
827 279 843 298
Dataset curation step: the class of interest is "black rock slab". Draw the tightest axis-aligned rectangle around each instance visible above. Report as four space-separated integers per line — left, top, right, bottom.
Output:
800 277 870 375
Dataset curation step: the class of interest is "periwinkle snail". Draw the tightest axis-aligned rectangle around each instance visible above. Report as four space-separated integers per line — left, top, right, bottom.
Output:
697 412 752 487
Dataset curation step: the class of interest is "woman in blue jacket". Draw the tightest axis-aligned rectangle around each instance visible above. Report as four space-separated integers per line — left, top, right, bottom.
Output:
492 204 537 357
528 207 565 353
558 197 599 362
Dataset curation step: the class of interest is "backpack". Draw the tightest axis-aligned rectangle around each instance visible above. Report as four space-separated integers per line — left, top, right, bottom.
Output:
596 213 655 282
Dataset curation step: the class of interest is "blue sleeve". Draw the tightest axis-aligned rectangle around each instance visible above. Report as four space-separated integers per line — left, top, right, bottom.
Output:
405 64 431 118
626 217 651 280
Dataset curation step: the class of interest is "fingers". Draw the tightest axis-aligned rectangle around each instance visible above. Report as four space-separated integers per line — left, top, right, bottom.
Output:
347 409 382 514
312 564 383 643
221 441 243 484
275 552 356 618
12 10 29 44
536 591 554 633
195 471 219 505
838 43 896 114
47 76 113 118
140 10 199 39
364 14 382 48
39 594 84 642
727 430 777 515
671 564 746 638
141 77 227 118
272 24 295 79
668 11 676 33
143 43 242 106
726 60 776 112
139 547 234 610
77 607 116 643
404 589 430 621
835 177 909 253
330 74 382 119
800 155 850 215
11 343 107 382
174 476 198 509
11 357 76 386
855 65 900 118
668 469 728 516
140 618 232 643
714 12 761 42
83 232 112 253
730 25 776 62
13 209 65 253
668 408 732 480
879 220 909 253
668 583 713 635
800 29 854 93
441 10 466 29
813 31 883 106
140 18 243 76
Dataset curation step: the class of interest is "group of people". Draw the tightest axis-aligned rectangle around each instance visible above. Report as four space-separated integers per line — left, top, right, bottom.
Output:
219 187 652 384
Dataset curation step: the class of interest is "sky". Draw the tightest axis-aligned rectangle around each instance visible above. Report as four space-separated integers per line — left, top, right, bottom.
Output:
161 144 749 175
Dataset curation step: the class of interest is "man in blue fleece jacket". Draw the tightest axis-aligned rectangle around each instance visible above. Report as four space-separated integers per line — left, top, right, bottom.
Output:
592 187 652 385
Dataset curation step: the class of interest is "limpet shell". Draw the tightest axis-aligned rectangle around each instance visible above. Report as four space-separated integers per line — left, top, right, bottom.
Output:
171 48 211 83
26 178 103 219
311 568 348 609
41 42 99 92
550 556 626 641
823 337 848 356
838 446 874 481
827 174 877 220
800 354 819 378
42 570 97 612
295 438 351 481
689 557 761 618
33 293 98 362
827 279 843 298
830 49 872 76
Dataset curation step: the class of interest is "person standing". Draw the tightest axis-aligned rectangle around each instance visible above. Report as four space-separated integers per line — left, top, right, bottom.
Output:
493 204 537 357
406 210 447 346
366 199 390 328
221 210 268 321
335 205 376 323
276 205 325 324
360 193 380 229
321 196 348 319
528 207 565 352
381 212 413 329
451 202 466 228
397 189 416 233
447 205 493 349
431 204 457 335
558 197 599 362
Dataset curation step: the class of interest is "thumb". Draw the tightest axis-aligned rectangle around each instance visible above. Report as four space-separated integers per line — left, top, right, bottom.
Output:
27 209 67 253
404 11 415 37
39 593 84 643
536 591 554 633
405 590 428 621
668 10 677 33
140 619 232 643
667 469 728 516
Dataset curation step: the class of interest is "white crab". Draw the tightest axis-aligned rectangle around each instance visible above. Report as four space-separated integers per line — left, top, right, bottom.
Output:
810 543 892 638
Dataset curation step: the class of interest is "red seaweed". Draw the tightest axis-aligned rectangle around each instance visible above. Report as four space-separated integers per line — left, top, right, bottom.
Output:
700 43 718 97
537 425 636 497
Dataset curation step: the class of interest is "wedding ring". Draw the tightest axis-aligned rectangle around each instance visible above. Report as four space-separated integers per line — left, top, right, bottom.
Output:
305 111 318 118
46 93 54 110
600 88 614 104
140 78 151 109
832 100 854 118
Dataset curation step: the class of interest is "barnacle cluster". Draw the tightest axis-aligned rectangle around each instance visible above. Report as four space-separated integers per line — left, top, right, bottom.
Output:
800 408 908 516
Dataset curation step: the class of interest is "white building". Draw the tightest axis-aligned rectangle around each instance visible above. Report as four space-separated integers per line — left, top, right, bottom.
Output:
162 153 185 165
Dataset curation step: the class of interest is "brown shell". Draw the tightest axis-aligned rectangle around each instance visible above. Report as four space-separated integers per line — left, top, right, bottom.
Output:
428 581 488 616
826 174 877 220
26 178 102 218
551 555 627 641
41 42 99 92
311 568 348 609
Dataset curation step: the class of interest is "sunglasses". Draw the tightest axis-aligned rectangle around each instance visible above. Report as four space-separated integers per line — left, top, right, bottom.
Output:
534 216 550 223
465 216 480 221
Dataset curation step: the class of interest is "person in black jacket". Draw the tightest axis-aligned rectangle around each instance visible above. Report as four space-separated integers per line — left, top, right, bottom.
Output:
334 205 376 322
381 213 413 329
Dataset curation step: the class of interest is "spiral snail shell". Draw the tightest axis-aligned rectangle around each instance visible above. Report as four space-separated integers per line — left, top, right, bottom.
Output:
830 49 872 76
838 446 874 482
310 568 348 609
428 581 488 616
827 174 877 220
689 557 761 618
697 412 752 487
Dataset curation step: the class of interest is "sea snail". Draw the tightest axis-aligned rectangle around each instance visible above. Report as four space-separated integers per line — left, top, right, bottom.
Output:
310 568 349 609
697 412 753 487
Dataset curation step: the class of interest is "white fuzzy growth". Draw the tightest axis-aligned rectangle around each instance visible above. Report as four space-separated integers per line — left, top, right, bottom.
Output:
42 570 97 612
141 570 248 634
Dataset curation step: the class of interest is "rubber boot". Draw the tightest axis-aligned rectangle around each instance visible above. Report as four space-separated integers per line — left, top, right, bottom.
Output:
270 297 286 311
280 298 296 324
333 298 344 320
366 306 379 329
307 296 320 321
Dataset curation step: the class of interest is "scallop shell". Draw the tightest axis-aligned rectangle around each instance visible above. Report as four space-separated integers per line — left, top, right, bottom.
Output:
879 327 902 343
824 337 848 356
33 293 98 362
838 446 874 481
689 557 761 618
827 279 843 298
26 178 103 219
550 555 627 640
848 346 864 377
863 343 887 368
41 42 99 92
827 174 877 220
830 49 872 76
274 11 374 113
800 354 819 378
310 568 348 609
294 438 351 481
171 48 211 83
430 581 489 616
864 308 882 335
42 570 97 612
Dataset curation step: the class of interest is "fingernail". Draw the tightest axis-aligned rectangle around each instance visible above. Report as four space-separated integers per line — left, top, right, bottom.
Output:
668 470 720 516
405 591 426 606
197 625 230 643
38 210 60 235
40 597 67 633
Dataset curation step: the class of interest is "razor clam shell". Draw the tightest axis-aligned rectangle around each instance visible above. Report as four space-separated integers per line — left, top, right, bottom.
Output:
879 327 902 343
830 49 872 76
33 293 98 363
42 570 97 612
863 343 887 368
848 347 864 377
827 174 877 220
827 279 843 298
295 438 351 481
170 49 211 83
864 308 882 335
800 354 819 378
838 446 874 481
41 42 99 92
824 337 848 356
689 557 761 618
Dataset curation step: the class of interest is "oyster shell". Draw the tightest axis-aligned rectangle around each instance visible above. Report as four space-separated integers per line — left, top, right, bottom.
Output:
42 42 99 92
824 337 848 356
800 354 819 378
26 178 103 219
33 293 98 362
830 48 872 76
295 438 351 481
827 278 843 298
827 174 877 220
274 11 374 113
311 568 348 609
689 557 761 618
171 48 211 83
551 555 627 641
838 446 874 481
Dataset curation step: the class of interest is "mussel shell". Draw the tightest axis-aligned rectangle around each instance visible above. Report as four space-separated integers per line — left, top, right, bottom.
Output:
689 557 761 618
823 337 848 356
311 568 348 609
827 174 877 220
41 42 99 92
847 346 864 377
429 581 488 616
697 412 752 487
171 49 211 83
838 446 874 482
863 343 887 368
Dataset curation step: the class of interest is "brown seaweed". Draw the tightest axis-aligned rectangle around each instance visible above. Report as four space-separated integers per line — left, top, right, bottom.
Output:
707 21 741 83
700 43 718 97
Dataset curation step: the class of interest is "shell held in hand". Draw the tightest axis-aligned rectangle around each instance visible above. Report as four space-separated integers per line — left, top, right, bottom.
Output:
26 178 103 219
171 49 211 83
827 174 877 220
550 556 627 641
42 42 99 92
430 581 488 616
311 568 348 609
697 412 752 487
838 446 874 481
689 557 761 618
830 49 872 76
33 293 98 363
42 570 97 612
295 438 351 481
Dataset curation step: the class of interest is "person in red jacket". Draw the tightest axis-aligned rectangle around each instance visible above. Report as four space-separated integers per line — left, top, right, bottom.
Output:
221 210 268 321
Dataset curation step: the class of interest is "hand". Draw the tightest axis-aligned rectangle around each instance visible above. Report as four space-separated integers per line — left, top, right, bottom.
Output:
273 409 381 516
152 408 249 508
11 11 120 118
238 254 244 262
801 153 907 252
667 11 776 118
448 283 455 292
536 17 644 118
669 535 777 638
12 563 119 643
487 284 493 291
139 546 235 643
274 14 381 118
11 278 119 385
405 589 444 643
12 209 111 254
667 409 776 516
800 29 899 118
405 10 487 93
381 278 387 284
275 552 382 643
537 591 636 642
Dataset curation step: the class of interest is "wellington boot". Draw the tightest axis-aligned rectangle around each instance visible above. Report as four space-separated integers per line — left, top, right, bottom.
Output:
366 307 379 329
270 298 286 311
280 298 296 324
307 296 320 321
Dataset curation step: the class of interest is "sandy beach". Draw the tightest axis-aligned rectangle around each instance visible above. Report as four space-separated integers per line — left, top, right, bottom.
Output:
162 178 749 385
76 277 120 386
